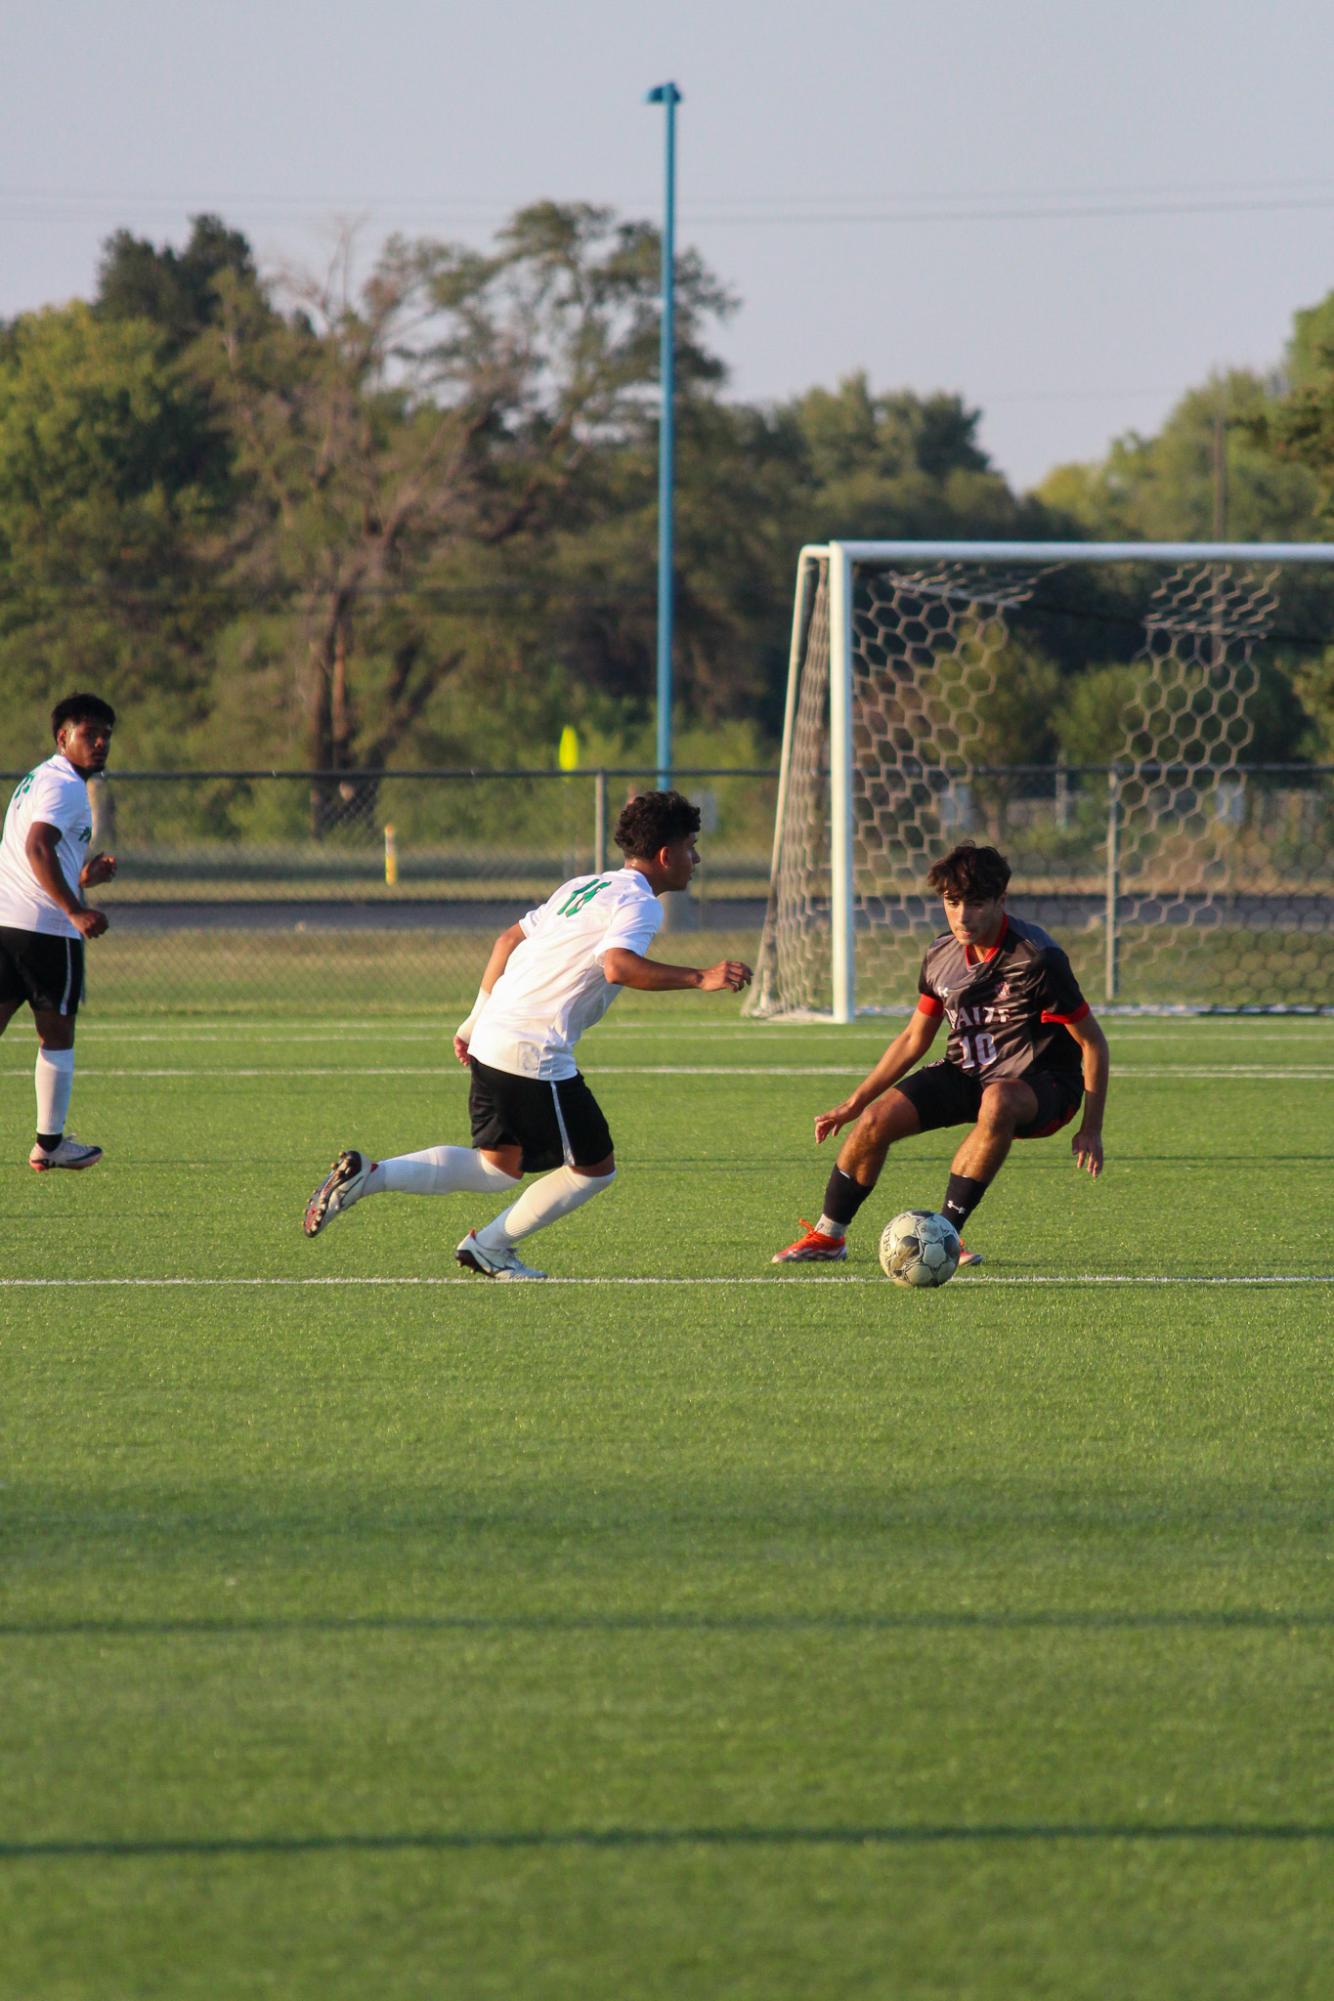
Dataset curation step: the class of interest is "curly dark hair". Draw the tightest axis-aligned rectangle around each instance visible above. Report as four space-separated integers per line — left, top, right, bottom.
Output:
613 789 701 860
51 693 116 739
926 841 1011 901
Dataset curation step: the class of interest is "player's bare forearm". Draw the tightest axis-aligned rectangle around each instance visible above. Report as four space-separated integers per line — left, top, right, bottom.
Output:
602 949 752 993
813 1014 939 1142
1069 1014 1110 1176
454 923 527 1065
25 824 82 917
25 823 107 936
479 922 526 993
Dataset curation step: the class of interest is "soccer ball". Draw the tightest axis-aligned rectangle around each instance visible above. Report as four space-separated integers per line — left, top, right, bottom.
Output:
879 1209 961 1288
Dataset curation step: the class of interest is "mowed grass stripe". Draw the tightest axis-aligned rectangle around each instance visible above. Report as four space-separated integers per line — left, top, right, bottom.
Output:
3 1819 1330 1862
2 1274 1332 1288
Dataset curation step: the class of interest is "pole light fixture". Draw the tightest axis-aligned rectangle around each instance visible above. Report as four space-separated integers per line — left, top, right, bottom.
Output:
645 82 681 792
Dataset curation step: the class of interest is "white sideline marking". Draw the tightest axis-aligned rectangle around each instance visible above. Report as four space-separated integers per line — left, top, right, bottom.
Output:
0 1275 1331 1290
28 1020 1334 1045
3 1064 1333 1081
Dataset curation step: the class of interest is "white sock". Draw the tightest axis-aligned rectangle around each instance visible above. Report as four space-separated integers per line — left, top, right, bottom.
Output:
816 1213 847 1240
35 1046 75 1138
365 1146 519 1196
475 1165 616 1250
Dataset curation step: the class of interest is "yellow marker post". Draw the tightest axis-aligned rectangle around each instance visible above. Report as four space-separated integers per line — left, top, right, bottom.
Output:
558 727 580 877
384 823 398 887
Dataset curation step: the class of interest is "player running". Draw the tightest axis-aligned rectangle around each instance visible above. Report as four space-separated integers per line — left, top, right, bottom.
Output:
303 789 752 1279
773 840 1108 1266
0 694 118 1171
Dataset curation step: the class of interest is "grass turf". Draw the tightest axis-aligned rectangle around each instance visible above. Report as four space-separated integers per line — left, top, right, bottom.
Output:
0 1010 1330 1998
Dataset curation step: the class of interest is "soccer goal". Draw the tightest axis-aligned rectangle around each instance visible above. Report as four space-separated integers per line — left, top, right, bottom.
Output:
746 541 1334 1019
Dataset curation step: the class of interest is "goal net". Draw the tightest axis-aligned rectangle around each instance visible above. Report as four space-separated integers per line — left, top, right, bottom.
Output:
747 541 1334 1019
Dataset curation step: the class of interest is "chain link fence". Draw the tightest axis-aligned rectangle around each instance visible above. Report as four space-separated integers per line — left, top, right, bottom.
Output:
750 760 1334 1015
978 761 1332 1010
4 762 1329 1015
60 768 778 1015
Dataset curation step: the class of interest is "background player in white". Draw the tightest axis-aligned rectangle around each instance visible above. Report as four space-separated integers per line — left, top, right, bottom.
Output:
0 693 118 1170
303 790 752 1278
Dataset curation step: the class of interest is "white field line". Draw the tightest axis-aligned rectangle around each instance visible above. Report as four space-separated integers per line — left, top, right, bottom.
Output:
1 1275 1331 1290
2 1064 1333 1081
49 1022 1334 1042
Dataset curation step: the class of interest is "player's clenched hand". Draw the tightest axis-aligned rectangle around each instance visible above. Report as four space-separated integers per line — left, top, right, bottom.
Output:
71 905 108 940
1072 1128 1103 1177
698 959 752 993
814 1101 857 1145
452 1033 472 1067
80 852 117 888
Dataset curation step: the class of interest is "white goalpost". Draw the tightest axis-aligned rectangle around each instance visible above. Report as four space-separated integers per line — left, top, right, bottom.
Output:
748 541 1334 1021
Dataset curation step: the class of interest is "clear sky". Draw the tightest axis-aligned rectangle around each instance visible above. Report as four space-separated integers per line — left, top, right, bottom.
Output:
3 0 1331 492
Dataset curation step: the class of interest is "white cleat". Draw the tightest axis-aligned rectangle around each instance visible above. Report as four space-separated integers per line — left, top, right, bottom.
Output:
303 1149 372 1236
29 1134 102 1172
455 1230 547 1281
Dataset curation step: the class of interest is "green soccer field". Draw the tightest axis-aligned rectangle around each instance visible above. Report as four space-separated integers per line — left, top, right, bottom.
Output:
1 1006 1330 2000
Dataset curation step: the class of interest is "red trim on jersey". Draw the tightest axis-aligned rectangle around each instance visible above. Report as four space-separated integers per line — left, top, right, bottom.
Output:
1041 1002 1090 1026
916 994 945 1018
964 916 1009 966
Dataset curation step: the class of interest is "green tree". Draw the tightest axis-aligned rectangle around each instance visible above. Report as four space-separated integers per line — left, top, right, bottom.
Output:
96 213 262 357
0 301 223 763
1290 648 1334 759
1036 370 1322 544
194 206 736 813
1265 292 1334 528
780 373 1033 541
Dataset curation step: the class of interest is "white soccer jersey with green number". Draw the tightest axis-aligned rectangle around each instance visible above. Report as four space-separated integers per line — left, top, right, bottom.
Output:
467 868 663 1081
0 754 93 938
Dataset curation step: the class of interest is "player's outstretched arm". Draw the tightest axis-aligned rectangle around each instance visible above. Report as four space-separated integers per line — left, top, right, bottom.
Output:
1067 1013 1110 1177
602 949 751 993
813 1010 941 1144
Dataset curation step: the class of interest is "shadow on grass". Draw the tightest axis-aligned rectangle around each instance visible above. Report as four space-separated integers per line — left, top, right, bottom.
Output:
2 1822 1330 1861
1 1609 1328 1641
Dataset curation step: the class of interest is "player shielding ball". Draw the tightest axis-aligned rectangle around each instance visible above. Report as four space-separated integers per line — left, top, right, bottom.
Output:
773 841 1108 1266
304 790 751 1279
0 694 118 1170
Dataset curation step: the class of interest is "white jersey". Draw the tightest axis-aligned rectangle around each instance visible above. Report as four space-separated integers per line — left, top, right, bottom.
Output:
468 867 663 1081
0 755 93 938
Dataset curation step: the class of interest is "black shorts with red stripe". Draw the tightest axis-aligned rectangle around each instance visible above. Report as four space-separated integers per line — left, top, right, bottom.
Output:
892 1060 1083 1140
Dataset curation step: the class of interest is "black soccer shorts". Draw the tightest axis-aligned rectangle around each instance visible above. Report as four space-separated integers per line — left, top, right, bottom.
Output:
468 1056 614 1173
892 1060 1082 1140
0 927 84 1017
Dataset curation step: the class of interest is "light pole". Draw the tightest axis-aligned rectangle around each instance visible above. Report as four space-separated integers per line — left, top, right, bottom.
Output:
645 81 681 793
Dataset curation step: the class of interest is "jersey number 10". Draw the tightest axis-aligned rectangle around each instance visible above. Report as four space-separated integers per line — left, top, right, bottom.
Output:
956 1030 998 1070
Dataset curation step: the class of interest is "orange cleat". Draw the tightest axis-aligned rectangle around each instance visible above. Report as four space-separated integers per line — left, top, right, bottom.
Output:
772 1219 848 1264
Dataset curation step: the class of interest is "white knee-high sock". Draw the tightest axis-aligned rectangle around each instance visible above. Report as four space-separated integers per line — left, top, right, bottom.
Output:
475 1166 616 1250
35 1046 75 1137
365 1146 518 1197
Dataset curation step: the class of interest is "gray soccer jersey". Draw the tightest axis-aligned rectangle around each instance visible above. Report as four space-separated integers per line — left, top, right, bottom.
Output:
915 914 1089 1082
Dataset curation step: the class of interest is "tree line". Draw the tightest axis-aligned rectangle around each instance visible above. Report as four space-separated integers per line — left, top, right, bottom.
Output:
1 208 1331 783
